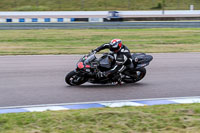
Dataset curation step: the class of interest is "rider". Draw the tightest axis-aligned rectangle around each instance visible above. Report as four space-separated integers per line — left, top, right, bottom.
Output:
93 39 133 79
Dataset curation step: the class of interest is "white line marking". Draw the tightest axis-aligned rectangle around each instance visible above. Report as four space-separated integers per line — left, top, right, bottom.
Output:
101 102 144 107
24 106 68 112
1 96 200 110
170 98 200 104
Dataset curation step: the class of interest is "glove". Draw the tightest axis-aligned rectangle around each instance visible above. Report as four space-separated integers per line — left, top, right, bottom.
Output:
91 50 97 54
97 71 106 78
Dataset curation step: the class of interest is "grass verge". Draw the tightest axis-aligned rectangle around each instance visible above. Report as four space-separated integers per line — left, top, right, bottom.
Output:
0 28 200 55
0 103 200 133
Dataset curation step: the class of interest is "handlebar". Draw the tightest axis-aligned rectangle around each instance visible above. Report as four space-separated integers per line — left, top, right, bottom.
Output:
91 50 97 54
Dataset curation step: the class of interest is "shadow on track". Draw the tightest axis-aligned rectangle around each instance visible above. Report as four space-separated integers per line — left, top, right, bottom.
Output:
66 82 149 89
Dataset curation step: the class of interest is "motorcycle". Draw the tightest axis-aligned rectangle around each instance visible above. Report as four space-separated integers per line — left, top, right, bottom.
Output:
65 52 153 86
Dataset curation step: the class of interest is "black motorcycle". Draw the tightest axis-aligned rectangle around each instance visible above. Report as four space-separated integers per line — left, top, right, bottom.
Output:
65 52 153 86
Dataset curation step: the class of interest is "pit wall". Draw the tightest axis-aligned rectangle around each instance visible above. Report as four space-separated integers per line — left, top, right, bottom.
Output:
0 10 199 23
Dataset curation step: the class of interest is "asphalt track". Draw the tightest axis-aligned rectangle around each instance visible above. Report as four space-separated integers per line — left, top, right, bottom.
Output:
0 21 200 29
0 53 200 108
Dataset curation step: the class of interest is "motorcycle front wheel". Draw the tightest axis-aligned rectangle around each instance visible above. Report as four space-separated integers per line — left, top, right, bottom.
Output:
65 71 88 86
122 67 146 83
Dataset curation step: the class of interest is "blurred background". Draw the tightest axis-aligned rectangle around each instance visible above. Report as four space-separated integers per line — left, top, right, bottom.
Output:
0 0 199 11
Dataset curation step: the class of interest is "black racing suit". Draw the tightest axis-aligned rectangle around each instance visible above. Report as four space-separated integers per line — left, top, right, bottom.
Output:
95 43 132 77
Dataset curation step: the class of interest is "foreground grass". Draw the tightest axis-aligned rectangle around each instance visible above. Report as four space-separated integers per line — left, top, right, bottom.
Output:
0 28 200 55
0 104 200 133
0 0 200 11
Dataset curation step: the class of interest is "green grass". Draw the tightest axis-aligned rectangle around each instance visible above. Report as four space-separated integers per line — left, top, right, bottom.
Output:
0 0 200 11
0 28 200 55
1 103 200 133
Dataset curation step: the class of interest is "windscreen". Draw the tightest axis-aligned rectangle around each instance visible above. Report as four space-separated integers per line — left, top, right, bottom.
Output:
84 54 96 64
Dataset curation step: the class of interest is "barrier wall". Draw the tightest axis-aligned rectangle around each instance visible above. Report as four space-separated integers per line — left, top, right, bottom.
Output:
0 10 199 23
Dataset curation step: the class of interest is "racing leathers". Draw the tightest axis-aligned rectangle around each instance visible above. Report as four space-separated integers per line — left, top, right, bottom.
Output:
94 43 132 78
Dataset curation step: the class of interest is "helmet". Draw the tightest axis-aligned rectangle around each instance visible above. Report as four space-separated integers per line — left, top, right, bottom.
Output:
109 39 122 52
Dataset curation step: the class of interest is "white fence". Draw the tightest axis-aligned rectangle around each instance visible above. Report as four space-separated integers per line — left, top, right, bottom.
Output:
0 10 199 23
119 10 200 15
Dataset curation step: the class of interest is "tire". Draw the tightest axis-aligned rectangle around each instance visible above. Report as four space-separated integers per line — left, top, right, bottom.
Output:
122 67 146 83
65 71 88 86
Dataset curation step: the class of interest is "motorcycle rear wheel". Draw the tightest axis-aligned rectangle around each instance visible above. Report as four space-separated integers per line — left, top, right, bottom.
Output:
122 67 146 83
65 71 88 86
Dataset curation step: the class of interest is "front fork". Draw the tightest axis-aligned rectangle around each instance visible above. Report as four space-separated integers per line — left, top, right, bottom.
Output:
74 69 95 78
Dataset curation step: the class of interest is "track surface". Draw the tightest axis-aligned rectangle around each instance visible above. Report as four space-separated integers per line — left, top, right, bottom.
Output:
0 22 200 29
0 53 200 107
